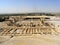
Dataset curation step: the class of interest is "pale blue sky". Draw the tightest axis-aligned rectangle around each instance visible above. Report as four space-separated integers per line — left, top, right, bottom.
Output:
0 0 60 13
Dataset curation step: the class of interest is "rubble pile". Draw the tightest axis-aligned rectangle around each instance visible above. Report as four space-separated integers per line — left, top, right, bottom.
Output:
0 16 59 36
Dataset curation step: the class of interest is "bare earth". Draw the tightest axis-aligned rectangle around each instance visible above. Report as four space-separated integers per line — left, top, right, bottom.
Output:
0 35 60 45
0 16 60 45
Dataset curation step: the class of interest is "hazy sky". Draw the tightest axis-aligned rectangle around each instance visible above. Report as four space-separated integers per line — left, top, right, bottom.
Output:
0 0 60 13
